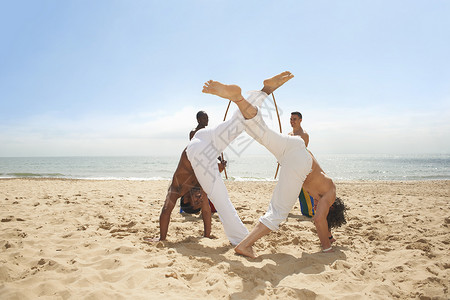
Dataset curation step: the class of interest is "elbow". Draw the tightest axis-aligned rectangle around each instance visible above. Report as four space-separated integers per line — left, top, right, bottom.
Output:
160 206 172 219
314 214 326 224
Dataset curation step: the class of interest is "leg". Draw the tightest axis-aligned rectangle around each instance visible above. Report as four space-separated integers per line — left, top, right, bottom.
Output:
235 141 312 258
202 71 294 119
261 71 294 95
244 111 292 161
202 71 297 161
191 72 288 189
234 222 271 258
187 157 248 245
195 71 295 246
204 172 249 245
186 116 250 245
202 81 257 119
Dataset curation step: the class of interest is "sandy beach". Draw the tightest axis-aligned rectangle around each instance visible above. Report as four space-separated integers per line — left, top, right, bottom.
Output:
0 179 448 299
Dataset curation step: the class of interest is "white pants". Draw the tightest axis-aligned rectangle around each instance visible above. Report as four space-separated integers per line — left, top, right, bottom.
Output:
186 92 268 245
244 107 313 231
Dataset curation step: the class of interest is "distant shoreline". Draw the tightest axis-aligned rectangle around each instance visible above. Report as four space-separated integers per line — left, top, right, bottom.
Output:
1 178 449 184
1 154 449 181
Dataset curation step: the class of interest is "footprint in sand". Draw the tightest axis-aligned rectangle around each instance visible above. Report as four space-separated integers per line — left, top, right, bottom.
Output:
1 216 13 222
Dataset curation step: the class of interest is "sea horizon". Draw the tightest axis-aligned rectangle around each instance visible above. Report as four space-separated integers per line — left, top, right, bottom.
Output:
1 153 449 181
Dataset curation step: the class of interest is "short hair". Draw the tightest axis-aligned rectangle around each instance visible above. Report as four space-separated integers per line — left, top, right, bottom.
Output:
291 111 302 119
196 111 207 120
327 197 348 229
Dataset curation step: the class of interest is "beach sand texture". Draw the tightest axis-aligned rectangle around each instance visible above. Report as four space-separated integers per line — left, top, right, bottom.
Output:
0 179 449 299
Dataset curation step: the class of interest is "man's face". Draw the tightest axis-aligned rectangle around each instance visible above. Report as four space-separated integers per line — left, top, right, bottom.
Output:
290 114 301 128
198 114 209 127
187 187 203 209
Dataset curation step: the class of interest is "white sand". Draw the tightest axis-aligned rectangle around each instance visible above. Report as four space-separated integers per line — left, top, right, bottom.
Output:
0 179 449 299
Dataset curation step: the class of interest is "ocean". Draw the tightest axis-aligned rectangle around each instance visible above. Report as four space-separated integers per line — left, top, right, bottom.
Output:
0 154 449 181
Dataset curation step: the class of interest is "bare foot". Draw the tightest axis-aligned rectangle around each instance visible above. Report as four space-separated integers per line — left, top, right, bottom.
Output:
262 71 294 94
202 80 244 102
234 244 257 259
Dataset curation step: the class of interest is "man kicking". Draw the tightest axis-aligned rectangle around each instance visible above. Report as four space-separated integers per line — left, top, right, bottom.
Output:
156 72 293 245
202 72 343 258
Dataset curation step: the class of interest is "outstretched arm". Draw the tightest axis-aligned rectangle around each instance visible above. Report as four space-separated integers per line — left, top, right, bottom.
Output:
200 191 212 238
159 186 180 241
314 188 336 251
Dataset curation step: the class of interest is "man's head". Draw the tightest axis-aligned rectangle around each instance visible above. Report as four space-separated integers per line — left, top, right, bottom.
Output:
196 111 209 127
186 186 203 209
290 111 302 128
326 197 347 230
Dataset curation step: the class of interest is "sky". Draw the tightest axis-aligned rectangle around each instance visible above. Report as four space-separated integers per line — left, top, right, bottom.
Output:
1 0 449 157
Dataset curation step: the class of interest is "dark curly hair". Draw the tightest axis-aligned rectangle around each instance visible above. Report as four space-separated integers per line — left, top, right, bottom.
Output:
327 197 347 229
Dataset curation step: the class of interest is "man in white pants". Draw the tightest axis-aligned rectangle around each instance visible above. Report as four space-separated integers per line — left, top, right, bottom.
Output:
156 72 293 245
202 72 338 257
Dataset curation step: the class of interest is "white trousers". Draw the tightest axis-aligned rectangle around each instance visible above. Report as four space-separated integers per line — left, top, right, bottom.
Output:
244 104 313 231
186 91 268 245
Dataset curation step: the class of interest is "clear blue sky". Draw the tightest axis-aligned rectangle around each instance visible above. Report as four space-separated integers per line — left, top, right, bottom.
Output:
1 0 449 156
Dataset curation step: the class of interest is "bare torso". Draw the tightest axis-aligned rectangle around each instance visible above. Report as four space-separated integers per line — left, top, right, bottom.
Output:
289 129 309 147
169 149 201 198
302 153 335 207
159 149 210 241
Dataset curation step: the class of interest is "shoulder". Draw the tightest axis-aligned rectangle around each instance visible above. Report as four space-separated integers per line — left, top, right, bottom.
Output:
189 129 197 139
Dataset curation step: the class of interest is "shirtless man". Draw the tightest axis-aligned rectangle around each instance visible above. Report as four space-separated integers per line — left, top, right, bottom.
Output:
181 110 220 214
189 111 209 140
202 72 339 258
289 111 309 147
289 111 336 243
156 72 293 245
189 110 226 172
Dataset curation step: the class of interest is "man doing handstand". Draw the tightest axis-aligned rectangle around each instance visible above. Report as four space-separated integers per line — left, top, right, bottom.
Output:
202 72 346 258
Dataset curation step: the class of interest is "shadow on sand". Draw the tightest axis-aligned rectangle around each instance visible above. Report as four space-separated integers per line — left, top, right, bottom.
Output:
171 238 347 300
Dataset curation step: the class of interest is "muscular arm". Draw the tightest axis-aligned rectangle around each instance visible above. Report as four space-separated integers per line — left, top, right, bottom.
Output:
303 133 310 147
200 192 212 238
159 186 180 241
313 188 336 250
158 149 201 241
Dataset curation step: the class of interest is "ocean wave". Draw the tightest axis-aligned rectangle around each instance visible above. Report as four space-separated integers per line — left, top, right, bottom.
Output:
1 154 449 181
0 174 173 181
2 172 66 178
230 176 277 182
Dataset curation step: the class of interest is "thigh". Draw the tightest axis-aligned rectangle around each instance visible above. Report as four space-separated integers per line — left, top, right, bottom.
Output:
273 164 304 214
